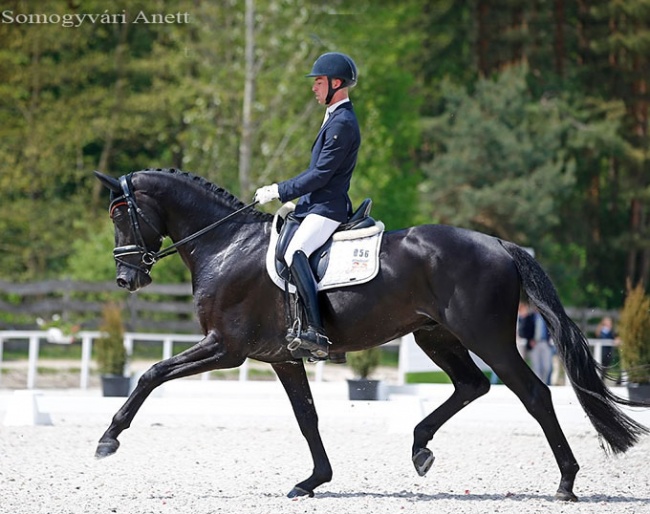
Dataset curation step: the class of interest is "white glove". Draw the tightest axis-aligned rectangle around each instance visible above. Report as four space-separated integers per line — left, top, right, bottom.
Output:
254 184 280 205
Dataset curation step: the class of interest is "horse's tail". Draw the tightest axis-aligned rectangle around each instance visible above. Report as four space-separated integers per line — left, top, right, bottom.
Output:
500 239 649 454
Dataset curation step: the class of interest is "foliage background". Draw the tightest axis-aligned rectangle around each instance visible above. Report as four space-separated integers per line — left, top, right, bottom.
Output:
1 0 649 308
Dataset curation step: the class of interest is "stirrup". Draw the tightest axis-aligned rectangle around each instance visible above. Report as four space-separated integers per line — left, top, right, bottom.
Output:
286 327 330 359
285 318 301 345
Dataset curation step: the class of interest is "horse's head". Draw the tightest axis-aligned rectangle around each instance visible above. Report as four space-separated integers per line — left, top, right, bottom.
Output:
95 171 164 292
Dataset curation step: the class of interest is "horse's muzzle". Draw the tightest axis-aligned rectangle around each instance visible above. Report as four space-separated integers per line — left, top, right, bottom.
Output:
116 270 151 292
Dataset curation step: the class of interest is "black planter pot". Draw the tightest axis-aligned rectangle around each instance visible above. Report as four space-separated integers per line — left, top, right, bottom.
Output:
627 383 650 405
101 375 131 397
347 379 381 401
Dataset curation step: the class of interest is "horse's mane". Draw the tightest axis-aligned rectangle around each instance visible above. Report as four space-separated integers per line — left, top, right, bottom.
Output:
136 168 272 222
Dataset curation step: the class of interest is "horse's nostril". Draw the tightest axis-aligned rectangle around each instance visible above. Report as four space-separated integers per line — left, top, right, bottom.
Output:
116 277 128 289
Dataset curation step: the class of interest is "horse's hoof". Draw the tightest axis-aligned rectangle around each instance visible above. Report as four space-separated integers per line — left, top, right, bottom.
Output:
95 439 120 459
287 486 314 498
554 489 578 502
412 448 435 477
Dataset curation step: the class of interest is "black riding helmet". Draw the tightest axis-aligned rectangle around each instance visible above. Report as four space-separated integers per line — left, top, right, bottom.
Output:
306 52 358 105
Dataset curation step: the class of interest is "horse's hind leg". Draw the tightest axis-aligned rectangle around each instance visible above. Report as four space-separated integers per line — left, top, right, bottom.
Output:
410 328 491 476
96 330 241 458
488 354 580 501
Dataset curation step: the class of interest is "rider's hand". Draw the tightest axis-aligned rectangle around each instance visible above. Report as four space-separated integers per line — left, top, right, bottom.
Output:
254 184 280 205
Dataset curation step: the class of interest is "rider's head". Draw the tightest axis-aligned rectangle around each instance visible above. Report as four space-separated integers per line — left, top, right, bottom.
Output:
306 52 357 106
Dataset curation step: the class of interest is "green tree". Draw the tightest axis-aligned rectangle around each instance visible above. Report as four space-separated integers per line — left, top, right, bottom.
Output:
0 0 196 279
421 65 574 244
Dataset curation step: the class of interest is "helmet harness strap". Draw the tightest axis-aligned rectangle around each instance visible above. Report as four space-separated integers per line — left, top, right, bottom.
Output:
326 77 343 105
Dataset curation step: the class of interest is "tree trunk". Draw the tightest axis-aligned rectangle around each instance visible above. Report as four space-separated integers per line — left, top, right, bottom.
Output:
238 0 255 198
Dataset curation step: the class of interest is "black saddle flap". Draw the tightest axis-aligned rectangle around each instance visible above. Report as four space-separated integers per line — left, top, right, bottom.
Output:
274 198 374 284
275 213 300 266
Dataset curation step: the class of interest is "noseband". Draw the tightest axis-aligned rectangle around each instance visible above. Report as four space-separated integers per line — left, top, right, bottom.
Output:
109 173 258 275
109 174 163 276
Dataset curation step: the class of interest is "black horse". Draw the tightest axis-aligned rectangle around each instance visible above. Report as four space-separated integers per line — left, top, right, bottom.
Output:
94 168 648 501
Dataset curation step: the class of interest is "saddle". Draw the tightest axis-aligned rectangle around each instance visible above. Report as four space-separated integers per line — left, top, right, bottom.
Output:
265 200 384 292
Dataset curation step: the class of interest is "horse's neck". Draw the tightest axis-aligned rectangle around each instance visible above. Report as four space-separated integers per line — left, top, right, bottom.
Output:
139 172 269 273
149 178 237 240
159 187 268 263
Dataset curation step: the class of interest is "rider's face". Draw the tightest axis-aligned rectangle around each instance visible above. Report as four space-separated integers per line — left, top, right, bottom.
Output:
312 76 329 104
312 76 342 105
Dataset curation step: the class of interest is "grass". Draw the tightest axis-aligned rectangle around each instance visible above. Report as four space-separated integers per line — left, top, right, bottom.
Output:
208 368 276 381
405 371 497 384
404 371 452 384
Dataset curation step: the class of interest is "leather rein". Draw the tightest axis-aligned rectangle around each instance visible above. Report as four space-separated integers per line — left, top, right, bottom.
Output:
109 174 257 275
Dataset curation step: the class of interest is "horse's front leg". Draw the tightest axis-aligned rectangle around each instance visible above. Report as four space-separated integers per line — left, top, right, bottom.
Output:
96 330 239 458
272 361 332 498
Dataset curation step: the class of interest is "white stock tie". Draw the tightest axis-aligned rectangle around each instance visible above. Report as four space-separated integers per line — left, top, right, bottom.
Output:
321 110 330 127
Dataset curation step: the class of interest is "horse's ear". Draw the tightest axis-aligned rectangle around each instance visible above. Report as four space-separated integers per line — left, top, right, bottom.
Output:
94 170 121 193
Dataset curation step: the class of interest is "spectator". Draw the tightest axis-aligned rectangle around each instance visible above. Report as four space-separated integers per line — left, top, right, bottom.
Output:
519 303 554 385
595 316 621 384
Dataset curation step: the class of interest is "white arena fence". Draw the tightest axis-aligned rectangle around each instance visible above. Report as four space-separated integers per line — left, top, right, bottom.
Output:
0 331 261 390
0 330 616 390
397 333 617 384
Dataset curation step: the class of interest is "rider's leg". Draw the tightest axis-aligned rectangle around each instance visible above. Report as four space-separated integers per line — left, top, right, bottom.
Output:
289 250 329 357
285 214 340 358
284 214 340 267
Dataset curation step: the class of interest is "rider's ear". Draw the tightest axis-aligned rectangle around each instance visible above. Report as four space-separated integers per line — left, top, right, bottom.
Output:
94 171 121 194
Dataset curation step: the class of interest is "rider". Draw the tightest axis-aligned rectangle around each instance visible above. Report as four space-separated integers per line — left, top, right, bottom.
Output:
254 52 361 360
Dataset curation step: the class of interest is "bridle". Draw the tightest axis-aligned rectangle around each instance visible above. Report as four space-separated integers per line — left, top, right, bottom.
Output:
109 174 257 275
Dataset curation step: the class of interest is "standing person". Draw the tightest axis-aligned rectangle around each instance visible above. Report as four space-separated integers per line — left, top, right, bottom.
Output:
516 302 534 359
254 52 361 361
596 316 621 383
519 303 554 384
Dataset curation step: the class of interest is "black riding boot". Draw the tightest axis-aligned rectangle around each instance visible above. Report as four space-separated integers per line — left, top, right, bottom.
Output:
286 250 330 360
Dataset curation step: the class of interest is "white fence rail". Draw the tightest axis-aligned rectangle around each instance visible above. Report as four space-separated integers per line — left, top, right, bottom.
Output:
397 333 616 384
0 331 270 389
1 330 616 390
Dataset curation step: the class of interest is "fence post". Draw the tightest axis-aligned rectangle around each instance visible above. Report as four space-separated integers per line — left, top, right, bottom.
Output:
162 337 173 360
27 335 39 389
0 335 4 386
80 334 93 389
238 359 249 381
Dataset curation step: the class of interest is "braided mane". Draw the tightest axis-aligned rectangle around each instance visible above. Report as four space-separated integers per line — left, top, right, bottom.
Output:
136 168 272 222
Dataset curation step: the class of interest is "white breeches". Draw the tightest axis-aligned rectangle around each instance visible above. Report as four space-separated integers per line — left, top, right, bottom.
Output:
284 214 341 267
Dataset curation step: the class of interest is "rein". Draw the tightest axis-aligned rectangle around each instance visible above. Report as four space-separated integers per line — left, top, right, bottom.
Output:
110 173 258 273
154 200 259 261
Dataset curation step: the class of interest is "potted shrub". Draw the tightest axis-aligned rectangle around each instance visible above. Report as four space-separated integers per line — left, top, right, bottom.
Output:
346 347 382 400
617 282 650 403
95 302 130 397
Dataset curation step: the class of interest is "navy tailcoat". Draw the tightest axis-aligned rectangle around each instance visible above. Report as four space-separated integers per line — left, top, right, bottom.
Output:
277 102 360 223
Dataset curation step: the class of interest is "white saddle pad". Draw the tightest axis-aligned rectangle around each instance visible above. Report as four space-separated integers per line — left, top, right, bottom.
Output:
265 203 384 292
